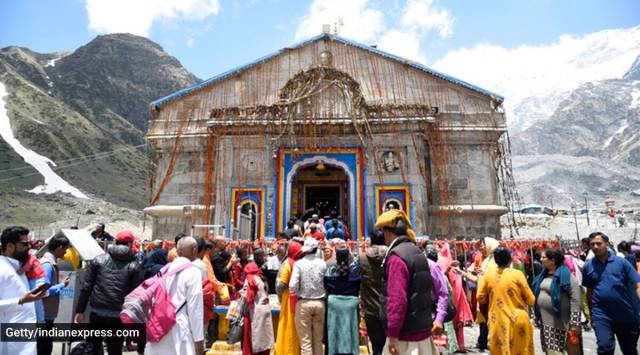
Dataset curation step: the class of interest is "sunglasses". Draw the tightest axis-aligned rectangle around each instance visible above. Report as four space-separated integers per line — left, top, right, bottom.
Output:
16 240 30 247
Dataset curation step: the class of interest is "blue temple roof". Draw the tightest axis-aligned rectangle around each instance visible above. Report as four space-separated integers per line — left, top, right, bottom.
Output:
150 33 504 108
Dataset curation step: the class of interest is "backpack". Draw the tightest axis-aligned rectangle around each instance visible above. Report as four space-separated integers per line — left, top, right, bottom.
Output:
119 262 194 343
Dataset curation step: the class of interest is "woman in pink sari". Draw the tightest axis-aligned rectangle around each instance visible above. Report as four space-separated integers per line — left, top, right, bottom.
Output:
438 243 474 351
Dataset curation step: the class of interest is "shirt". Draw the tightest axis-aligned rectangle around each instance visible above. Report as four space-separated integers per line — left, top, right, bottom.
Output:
191 258 208 281
385 254 449 340
582 251 640 323
0 256 37 355
146 257 204 355
265 255 282 271
42 253 66 321
289 254 327 299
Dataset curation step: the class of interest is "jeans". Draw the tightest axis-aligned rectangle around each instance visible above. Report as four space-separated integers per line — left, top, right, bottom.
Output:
364 313 386 355
592 318 640 355
36 320 55 355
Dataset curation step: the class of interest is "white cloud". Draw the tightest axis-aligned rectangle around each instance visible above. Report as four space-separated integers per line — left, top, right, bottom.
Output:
400 0 453 38
432 26 640 108
295 0 385 43
295 0 454 64
187 38 195 47
85 0 221 37
378 30 426 64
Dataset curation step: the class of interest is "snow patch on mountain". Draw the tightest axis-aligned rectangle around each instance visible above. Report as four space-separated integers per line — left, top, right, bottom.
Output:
603 119 629 148
44 58 61 68
0 82 88 198
432 25 640 133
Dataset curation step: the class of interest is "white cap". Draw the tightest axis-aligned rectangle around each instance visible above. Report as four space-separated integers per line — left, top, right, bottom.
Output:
301 237 319 253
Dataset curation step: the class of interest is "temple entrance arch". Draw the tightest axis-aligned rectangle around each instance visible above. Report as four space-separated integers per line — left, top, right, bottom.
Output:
285 156 355 236
277 148 365 239
291 163 349 225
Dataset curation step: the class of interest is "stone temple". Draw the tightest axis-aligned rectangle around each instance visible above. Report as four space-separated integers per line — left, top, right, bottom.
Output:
144 33 511 240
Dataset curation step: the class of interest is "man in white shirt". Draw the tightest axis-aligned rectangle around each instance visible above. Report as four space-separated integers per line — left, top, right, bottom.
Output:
0 226 47 355
146 237 204 355
289 237 327 355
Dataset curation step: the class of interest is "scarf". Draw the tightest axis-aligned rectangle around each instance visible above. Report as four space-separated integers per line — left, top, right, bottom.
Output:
532 263 571 318
287 240 303 268
23 251 46 279
244 262 264 305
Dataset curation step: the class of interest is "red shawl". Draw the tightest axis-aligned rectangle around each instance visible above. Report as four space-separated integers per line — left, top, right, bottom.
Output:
244 262 263 305
287 240 303 268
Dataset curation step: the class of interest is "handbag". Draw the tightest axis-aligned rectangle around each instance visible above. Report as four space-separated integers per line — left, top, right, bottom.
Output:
226 296 247 322
226 318 244 344
426 255 457 323
436 289 457 323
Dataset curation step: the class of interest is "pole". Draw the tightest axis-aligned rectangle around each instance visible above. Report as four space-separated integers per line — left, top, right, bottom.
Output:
530 243 536 281
572 207 580 241
584 194 590 226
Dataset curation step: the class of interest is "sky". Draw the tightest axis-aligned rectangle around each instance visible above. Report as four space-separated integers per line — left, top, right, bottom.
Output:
1 0 639 118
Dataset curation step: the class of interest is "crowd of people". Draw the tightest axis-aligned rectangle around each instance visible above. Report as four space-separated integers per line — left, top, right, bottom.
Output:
1 210 640 355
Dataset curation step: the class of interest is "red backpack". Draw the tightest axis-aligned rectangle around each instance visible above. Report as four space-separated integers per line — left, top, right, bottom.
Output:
120 262 194 343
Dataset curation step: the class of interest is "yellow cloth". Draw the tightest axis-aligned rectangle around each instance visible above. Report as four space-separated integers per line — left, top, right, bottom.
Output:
475 237 499 324
167 248 178 263
477 267 535 355
274 262 300 355
63 247 80 269
203 254 225 293
374 209 416 241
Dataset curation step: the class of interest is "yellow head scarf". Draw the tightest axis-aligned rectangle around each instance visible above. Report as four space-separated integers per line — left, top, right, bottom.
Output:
375 209 416 242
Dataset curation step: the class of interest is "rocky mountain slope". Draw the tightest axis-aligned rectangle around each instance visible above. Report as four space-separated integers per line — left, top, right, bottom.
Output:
511 55 640 206
0 34 199 228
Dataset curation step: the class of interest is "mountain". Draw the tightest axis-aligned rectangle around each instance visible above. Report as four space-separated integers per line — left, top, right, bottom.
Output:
433 26 640 134
49 34 199 131
511 55 640 206
508 92 571 133
512 155 640 208
624 55 640 81
512 56 640 165
0 34 199 227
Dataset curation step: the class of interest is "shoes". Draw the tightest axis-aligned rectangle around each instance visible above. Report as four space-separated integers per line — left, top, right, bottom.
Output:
471 346 489 353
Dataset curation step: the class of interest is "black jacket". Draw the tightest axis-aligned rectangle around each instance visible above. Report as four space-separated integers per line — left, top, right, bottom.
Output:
212 251 232 283
380 237 432 334
77 245 144 315
359 245 387 316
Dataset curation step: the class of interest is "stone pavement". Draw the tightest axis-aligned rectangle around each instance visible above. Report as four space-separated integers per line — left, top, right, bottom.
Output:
57 323 625 354
461 323 623 355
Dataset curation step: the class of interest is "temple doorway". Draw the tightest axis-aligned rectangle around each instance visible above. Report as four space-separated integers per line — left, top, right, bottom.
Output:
291 163 349 225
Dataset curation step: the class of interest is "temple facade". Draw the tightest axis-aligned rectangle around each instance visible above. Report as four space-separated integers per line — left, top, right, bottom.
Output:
145 33 509 240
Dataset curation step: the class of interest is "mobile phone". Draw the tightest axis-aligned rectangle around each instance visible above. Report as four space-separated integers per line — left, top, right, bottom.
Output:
31 283 51 294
